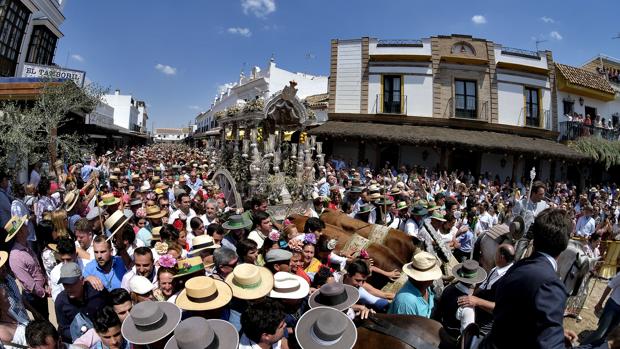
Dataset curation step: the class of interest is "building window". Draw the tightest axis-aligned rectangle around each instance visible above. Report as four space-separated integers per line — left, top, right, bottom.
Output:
0 0 31 76
525 87 540 127
562 100 574 116
455 80 477 118
25 25 57 65
382 75 401 114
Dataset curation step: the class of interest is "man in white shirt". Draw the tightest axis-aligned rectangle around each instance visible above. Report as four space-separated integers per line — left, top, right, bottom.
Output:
403 205 427 238
49 238 101 302
168 192 196 228
120 247 158 291
74 218 95 260
512 181 549 231
248 211 277 249
575 205 596 238
201 199 218 226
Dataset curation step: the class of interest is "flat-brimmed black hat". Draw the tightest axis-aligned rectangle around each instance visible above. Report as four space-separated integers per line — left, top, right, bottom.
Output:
308 282 359 311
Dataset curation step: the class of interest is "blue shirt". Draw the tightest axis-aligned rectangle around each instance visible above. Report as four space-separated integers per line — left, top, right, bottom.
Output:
82 256 126 291
388 281 434 317
458 229 474 253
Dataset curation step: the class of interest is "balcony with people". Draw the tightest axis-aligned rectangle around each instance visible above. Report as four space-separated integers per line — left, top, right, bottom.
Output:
559 112 620 142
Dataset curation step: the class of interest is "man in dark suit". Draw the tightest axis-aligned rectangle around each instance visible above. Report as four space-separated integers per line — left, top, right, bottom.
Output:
478 208 577 349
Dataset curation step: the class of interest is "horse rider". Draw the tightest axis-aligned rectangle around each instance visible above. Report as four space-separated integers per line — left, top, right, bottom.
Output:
512 181 549 232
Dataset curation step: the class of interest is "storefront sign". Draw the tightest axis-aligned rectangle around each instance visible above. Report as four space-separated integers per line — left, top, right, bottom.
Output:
21 64 86 87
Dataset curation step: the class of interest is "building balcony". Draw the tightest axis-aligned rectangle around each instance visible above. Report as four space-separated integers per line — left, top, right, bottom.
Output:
559 121 620 142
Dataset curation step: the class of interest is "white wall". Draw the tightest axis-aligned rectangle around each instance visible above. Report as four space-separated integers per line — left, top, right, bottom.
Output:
497 73 551 128
102 93 139 130
368 38 432 56
557 91 620 123
335 41 362 113
87 102 115 128
268 63 327 99
481 153 513 180
400 145 439 169
494 46 548 70
367 65 433 116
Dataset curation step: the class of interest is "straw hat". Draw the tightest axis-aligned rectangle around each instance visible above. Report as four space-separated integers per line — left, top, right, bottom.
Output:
308 282 359 311
104 211 130 239
402 252 442 282
0 251 9 269
269 272 310 300
151 227 162 242
396 201 409 211
368 192 381 201
390 186 402 196
356 204 375 215
121 301 181 345
146 206 167 219
175 276 232 311
4 215 27 242
188 235 221 257
164 317 238 349
98 193 120 207
451 260 487 285
224 264 274 300
174 256 205 279
430 211 446 222
63 190 80 212
295 307 357 349
410 205 428 216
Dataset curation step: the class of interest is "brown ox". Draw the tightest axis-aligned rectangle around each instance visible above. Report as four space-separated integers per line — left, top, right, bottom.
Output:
355 313 459 349
318 209 418 264
289 214 404 289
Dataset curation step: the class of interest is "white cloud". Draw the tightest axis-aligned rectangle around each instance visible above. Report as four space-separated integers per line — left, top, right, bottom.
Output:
540 16 555 23
241 0 276 18
71 54 84 62
188 105 201 111
227 27 252 37
550 31 563 40
155 63 177 76
471 15 486 24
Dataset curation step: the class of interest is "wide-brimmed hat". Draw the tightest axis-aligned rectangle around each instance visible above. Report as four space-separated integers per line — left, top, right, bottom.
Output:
86 207 104 221
164 317 238 349
131 174 141 181
396 201 409 210
430 211 446 222
410 205 428 216
308 282 359 311
348 186 362 194
130 275 156 295
63 190 80 212
269 272 310 299
151 227 162 242
224 264 274 300
4 215 27 242
222 215 252 230
509 216 525 240
451 260 487 285
146 206 167 219
155 182 169 190
130 198 143 207
188 235 220 257
357 204 375 215
368 192 381 201
174 256 205 279
374 197 394 206
121 301 181 345
98 193 120 207
390 187 402 196
402 252 442 282
368 184 380 193
295 306 357 349
112 167 122 175
175 276 232 311
0 251 8 269
104 211 130 239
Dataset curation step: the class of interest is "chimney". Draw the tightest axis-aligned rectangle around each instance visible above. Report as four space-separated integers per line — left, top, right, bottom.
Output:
115 89 120 95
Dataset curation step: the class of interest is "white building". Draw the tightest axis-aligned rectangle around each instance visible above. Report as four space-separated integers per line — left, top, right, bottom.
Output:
85 102 115 129
102 89 140 131
154 127 191 142
194 58 328 134
311 35 588 181
0 0 66 77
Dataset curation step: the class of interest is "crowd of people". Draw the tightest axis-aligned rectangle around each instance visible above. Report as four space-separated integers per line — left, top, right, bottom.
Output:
0 143 619 349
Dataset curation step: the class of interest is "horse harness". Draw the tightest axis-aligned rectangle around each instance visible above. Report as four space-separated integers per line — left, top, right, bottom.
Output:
361 316 437 349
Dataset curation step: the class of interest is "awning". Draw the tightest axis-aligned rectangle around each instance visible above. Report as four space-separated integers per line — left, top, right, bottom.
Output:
309 121 589 161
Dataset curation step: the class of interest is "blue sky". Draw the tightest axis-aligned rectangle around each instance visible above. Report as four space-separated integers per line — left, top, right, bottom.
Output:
56 0 620 128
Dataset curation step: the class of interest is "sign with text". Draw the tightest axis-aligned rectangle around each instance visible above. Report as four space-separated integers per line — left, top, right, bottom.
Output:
21 64 86 87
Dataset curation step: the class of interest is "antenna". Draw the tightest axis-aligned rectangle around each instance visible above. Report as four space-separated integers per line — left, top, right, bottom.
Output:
535 39 548 52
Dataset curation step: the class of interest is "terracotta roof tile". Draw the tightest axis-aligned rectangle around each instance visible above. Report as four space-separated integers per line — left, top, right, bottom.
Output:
556 63 615 94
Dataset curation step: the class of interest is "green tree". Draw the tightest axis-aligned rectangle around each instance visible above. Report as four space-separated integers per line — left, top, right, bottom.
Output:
0 80 105 178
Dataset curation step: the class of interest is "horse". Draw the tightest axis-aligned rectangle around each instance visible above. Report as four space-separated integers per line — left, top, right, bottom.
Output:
319 209 418 264
476 223 591 299
355 313 465 349
289 214 405 289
